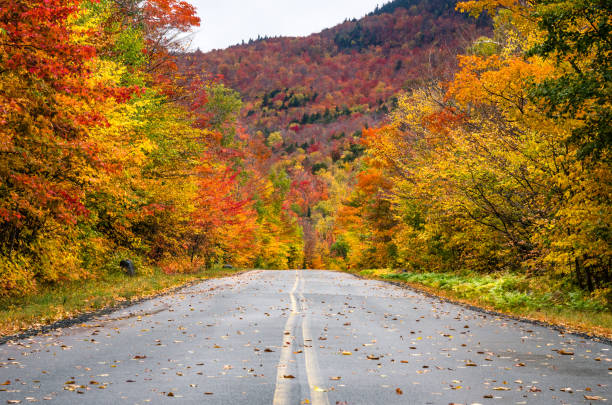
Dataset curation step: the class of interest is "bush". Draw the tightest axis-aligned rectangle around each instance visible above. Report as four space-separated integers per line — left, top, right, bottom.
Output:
0 255 35 297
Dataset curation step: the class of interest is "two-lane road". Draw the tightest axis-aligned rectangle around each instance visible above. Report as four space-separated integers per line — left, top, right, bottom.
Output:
1 270 610 404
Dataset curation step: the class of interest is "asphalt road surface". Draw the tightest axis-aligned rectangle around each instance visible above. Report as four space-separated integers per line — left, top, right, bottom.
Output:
1 270 610 404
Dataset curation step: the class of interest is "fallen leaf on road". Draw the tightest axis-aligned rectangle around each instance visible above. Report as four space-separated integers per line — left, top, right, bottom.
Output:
367 355 380 360
264 348 274 352
584 395 604 400
558 349 574 355
283 375 295 379
396 388 403 395
330 376 341 380
341 351 352 355
493 387 510 391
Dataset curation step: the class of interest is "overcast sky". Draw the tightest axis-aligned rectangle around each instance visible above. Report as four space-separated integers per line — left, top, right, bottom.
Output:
187 0 383 52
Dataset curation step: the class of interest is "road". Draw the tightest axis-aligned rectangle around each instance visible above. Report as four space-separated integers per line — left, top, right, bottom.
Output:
1 270 610 404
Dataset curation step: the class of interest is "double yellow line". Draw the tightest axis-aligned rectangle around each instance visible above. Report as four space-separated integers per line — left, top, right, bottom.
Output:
273 271 330 405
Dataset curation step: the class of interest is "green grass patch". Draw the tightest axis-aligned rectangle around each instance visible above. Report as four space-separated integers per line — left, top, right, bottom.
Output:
349 269 612 338
0 267 244 337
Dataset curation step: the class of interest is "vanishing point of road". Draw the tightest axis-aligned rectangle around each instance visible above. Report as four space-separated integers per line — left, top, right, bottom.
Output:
1 270 610 404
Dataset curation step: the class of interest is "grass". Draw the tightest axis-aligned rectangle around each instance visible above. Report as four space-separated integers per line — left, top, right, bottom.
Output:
0 266 245 338
347 268 612 339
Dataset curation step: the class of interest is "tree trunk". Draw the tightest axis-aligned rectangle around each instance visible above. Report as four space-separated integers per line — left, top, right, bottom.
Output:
583 256 594 292
575 257 584 289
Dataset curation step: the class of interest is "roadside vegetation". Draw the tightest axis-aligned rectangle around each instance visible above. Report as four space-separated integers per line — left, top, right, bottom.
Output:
348 269 612 339
0 266 244 338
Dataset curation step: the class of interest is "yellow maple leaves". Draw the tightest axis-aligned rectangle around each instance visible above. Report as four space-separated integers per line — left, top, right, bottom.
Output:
330 0 611 295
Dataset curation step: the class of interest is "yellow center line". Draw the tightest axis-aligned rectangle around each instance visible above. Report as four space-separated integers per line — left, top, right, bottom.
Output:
272 270 300 405
299 279 330 405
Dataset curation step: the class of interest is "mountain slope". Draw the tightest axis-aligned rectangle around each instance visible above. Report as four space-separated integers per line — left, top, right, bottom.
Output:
179 0 490 265
184 0 488 144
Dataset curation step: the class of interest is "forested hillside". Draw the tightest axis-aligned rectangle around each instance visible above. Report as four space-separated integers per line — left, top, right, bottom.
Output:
188 0 488 138
182 0 490 263
187 0 610 307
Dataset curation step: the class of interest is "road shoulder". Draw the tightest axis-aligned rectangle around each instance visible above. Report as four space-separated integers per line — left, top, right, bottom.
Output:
343 269 612 345
0 269 252 344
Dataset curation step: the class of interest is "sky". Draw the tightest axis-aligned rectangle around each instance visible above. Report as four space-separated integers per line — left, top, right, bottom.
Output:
187 0 384 52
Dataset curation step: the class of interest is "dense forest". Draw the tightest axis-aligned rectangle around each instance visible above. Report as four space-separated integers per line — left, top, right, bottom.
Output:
1 0 610 307
0 0 304 295
183 0 491 264
330 0 612 293
189 0 610 297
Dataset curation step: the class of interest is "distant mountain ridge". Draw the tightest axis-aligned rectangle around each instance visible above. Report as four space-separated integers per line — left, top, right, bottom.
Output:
371 0 459 16
181 0 489 156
